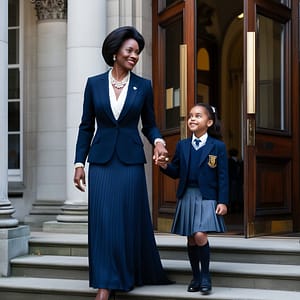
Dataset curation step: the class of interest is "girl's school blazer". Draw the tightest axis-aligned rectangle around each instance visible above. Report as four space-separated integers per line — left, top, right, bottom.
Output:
161 136 229 205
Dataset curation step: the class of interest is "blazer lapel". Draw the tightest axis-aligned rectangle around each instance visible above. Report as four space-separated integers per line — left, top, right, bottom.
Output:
182 138 191 168
98 71 116 123
199 136 214 166
117 72 139 122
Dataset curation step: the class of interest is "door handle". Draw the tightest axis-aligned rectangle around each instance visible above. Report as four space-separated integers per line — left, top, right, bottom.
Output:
247 32 256 114
180 44 187 139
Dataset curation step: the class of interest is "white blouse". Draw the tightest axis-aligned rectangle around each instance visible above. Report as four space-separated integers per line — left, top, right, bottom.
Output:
108 69 130 120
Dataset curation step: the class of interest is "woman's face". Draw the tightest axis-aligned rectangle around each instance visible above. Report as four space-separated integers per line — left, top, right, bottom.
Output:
115 39 140 71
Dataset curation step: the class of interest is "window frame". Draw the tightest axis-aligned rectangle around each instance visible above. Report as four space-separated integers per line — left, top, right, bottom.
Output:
8 0 23 183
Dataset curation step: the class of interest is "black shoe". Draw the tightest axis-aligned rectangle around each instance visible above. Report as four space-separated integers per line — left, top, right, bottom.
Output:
187 279 201 292
200 276 212 295
109 290 116 300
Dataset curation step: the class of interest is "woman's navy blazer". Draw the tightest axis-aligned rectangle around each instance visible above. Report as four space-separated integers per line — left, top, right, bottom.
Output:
161 136 229 205
75 71 162 165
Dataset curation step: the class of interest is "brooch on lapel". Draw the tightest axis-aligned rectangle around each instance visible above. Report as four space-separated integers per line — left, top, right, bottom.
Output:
133 86 137 90
208 155 217 168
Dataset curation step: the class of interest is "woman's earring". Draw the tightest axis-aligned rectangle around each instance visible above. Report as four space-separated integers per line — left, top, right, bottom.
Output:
113 55 116 61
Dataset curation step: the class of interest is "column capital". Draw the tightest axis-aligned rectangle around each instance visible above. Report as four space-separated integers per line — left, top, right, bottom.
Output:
31 0 67 21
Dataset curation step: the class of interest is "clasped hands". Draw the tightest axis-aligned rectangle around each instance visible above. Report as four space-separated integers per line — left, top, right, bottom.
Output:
153 142 169 169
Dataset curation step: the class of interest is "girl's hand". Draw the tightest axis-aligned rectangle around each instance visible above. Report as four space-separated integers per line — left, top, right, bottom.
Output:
216 203 227 215
156 157 168 169
74 167 86 192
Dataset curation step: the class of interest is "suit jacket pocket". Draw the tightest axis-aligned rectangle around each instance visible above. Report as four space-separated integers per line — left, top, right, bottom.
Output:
88 142 114 164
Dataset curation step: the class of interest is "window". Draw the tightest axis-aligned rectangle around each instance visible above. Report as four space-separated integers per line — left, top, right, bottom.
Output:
164 17 183 129
159 0 181 12
257 14 289 132
8 0 23 182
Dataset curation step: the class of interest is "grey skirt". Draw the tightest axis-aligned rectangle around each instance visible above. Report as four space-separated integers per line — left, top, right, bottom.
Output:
171 187 226 236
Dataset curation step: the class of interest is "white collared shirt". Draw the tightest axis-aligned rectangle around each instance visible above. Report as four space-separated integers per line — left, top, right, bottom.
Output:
192 132 208 150
108 69 130 120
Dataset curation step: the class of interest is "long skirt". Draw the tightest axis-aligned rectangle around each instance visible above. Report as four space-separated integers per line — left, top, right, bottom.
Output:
171 187 226 236
88 156 170 291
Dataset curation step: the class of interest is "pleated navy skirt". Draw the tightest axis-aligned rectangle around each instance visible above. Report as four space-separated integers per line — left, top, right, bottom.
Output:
88 154 170 291
171 187 226 236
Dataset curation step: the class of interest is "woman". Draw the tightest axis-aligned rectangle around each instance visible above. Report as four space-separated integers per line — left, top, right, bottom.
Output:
73 26 171 300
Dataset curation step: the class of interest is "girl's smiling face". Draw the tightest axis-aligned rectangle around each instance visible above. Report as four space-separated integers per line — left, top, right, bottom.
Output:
187 105 213 137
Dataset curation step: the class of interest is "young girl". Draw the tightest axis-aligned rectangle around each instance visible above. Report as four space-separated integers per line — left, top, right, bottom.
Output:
158 103 228 295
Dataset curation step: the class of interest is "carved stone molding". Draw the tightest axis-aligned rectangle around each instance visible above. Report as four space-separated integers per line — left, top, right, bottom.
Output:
31 0 67 20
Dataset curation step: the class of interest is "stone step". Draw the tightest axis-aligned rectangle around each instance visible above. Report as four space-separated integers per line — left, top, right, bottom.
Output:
157 235 300 265
29 231 88 257
11 255 89 280
3 232 300 300
10 255 300 291
28 232 300 265
0 277 300 300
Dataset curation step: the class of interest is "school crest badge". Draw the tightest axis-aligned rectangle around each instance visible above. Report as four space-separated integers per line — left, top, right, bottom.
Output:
208 155 217 168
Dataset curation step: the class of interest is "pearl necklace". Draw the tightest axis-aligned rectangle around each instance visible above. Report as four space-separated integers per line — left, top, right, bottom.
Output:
110 72 129 89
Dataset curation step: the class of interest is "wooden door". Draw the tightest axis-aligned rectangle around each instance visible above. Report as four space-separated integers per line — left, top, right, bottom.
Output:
152 0 196 231
244 0 300 236
152 0 300 236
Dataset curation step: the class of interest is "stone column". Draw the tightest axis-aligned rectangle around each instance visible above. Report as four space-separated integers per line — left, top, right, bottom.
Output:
45 0 107 233
25 0 67 228
0 0 30 277
0 0 18 229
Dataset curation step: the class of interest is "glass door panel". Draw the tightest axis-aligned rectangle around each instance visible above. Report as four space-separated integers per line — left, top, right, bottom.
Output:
159 0 182 12
165 18 183 129
257 14 288 131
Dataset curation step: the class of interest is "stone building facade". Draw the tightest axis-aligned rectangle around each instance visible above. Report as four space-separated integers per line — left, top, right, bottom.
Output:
0 0 153 232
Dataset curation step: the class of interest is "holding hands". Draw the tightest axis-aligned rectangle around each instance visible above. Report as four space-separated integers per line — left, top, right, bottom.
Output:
153 141 169 168
155 155 169 169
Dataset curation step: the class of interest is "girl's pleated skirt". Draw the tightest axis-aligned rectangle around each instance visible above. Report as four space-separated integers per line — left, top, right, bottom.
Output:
171 187 226 236
88 155 170 292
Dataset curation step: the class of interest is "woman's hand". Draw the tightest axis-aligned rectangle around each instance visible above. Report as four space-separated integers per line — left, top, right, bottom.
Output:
216 203 227 215
74 167 86 192
153 142 169 165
